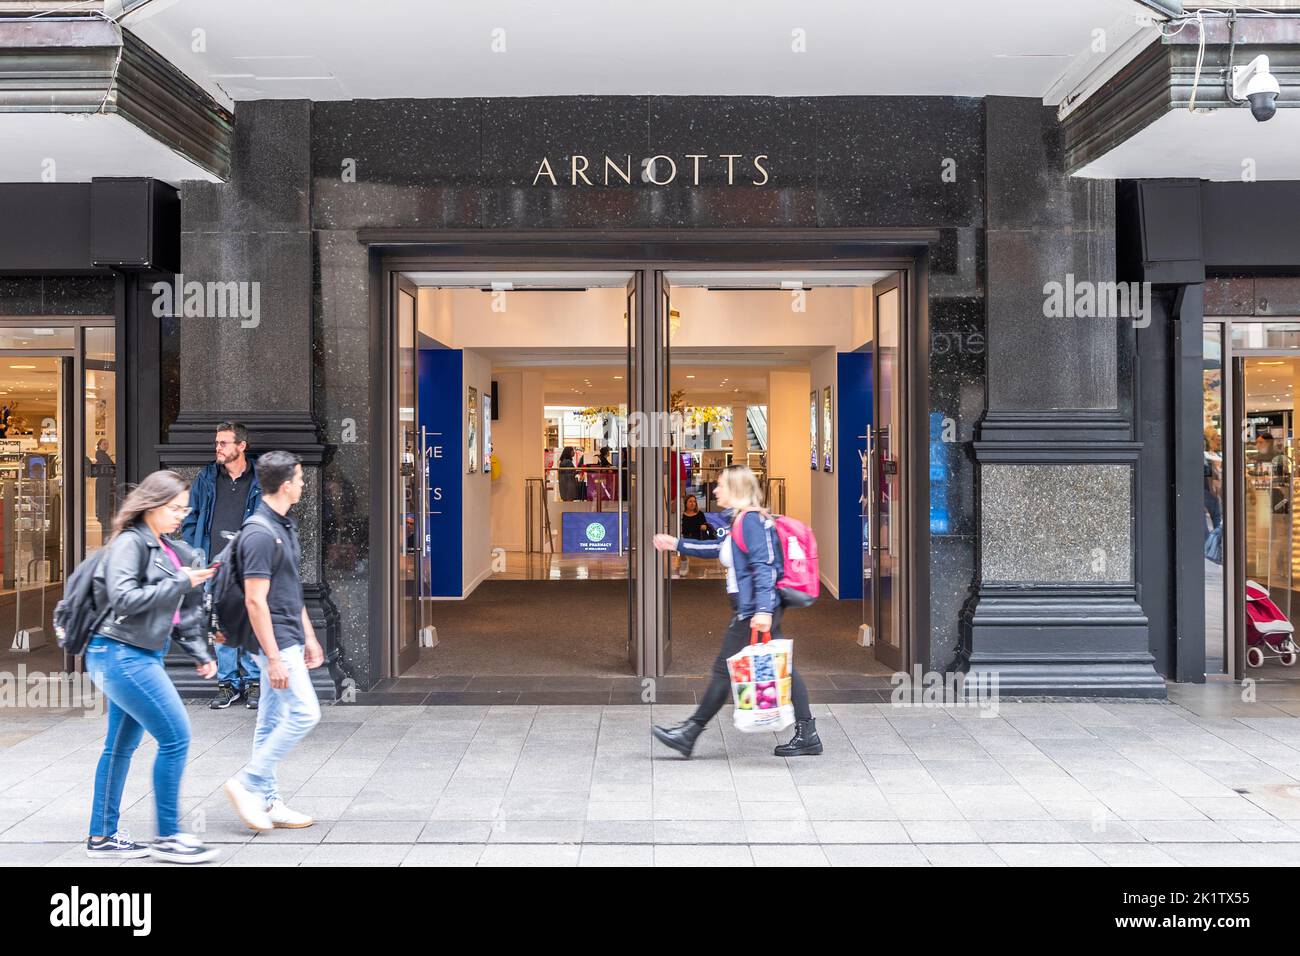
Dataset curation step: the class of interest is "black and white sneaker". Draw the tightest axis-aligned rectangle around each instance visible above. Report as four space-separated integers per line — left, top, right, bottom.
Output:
148 833 220 865
86 831 150 860
209 682 243 710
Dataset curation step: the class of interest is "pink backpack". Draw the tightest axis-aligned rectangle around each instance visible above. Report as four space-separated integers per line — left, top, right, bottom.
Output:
731 508 820 608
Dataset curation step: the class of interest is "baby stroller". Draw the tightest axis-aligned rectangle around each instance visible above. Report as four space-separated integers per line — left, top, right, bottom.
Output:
1245 580 1298 668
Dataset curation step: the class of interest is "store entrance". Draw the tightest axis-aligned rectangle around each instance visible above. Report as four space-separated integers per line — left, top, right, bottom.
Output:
383 263 914 686
1229 351 1300 679
1204 320 1300 681
0 321 116 676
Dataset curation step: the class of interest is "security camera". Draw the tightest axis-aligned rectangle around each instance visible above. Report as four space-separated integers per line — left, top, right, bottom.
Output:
1231 54 1281 123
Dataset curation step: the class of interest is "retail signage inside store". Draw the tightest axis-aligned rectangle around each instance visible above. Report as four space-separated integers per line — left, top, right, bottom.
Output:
532 154 770 187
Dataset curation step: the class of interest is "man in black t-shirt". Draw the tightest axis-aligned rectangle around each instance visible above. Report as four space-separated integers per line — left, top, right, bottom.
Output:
221 451 323 832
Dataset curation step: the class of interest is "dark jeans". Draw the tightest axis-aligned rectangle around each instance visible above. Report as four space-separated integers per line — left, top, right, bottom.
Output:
692 606 813 725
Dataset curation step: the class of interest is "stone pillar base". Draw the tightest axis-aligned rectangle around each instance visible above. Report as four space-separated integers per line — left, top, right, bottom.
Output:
961 586 1167 698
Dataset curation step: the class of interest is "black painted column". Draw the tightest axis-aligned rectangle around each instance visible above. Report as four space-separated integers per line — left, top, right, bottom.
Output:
159 100 336 699
962 98 1164 697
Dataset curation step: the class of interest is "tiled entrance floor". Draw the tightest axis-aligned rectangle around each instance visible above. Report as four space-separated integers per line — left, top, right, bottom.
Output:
5 680 1300 866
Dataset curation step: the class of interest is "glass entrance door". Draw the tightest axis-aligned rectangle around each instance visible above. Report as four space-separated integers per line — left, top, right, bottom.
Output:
1237 353 1300 676
0 321 115 674
865 276 906 670
393 278 422 675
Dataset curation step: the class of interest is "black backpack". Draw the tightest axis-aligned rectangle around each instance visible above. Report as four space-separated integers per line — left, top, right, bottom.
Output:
53 549 111 655
208 513 281 653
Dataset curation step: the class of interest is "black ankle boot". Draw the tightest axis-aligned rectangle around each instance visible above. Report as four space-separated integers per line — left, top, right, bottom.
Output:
652 718 706 757
774 718 823 757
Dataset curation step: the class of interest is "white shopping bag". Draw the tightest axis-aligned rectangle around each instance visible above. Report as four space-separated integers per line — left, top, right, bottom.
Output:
727 627 795 733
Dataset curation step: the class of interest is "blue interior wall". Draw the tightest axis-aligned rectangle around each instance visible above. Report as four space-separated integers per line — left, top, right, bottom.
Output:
837 350 872 600
419 348 463 597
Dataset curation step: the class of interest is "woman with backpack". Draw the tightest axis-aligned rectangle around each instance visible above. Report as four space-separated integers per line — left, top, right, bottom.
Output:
650 463 821 759
83 470 221 863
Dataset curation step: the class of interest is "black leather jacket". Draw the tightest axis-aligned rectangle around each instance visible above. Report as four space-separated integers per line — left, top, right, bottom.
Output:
92 522 214 664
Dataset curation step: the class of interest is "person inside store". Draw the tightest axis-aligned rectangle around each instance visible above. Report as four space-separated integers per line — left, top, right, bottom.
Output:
1255 430 1291 513
649 464 820 760
557 446 580 501
681 494 711 540
588 445 615 503
86 438 117 536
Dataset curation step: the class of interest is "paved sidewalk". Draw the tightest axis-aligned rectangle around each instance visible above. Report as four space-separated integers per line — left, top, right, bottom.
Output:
4 683 1300 866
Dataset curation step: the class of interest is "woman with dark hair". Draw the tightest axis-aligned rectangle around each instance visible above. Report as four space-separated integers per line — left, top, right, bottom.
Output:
83 470 221 863
680 494 711 541
557 446 579 501
588 445 615 503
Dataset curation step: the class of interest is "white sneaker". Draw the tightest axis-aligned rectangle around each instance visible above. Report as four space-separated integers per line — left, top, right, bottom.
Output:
266 799 314 829
223 777 273 831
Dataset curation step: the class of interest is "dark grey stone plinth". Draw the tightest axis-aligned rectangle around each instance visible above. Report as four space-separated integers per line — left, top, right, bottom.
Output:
963 587 1166 698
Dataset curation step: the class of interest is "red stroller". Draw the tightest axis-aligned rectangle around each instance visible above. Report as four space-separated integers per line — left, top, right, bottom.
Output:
1245 579 1299 668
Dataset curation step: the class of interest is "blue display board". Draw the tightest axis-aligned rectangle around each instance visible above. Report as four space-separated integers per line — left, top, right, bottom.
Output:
562 511 629 554
419 348 463 597
837 351 872 601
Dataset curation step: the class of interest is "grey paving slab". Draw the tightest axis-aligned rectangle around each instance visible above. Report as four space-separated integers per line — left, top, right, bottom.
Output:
920 843 1006 866
990 843 1106 866
822 843 929 866
477 843 581 866
401 844 486 866
654 844 754 866
750 843 830 866
579 843 655 866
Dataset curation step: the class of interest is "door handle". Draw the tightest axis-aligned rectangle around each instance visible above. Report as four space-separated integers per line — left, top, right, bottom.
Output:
860 431 874 553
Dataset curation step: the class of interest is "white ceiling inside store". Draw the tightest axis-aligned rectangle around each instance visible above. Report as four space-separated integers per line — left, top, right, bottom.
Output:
122 0 1157 106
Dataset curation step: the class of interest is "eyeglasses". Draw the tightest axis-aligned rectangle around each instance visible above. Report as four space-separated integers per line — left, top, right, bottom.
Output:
214 440 240 448
165 504 192 516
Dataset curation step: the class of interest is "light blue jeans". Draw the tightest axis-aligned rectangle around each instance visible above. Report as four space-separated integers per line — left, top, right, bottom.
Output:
237 644 321 805
84 635 190 838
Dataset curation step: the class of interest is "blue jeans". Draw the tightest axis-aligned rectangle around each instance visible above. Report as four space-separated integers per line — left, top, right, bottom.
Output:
216 641 261 689
84 635 191 839
238 644 320 804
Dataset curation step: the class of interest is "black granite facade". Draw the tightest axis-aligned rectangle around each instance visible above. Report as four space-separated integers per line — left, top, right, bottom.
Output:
163 94 1123 691
0 276 115 316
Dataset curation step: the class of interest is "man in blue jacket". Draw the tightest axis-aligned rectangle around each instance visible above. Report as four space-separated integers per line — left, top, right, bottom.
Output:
180 421 262 709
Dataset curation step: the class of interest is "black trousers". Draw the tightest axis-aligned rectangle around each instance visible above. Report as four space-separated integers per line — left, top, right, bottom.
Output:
691 605 813 725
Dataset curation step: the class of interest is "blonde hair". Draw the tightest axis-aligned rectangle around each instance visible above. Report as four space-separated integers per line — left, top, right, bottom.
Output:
718 464 765 513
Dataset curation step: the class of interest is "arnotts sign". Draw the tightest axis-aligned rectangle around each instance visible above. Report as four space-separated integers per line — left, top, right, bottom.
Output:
532 153 770 187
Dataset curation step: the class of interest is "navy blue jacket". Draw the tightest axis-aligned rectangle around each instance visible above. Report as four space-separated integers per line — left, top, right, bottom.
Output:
676 509 781 618
180 458 261 561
